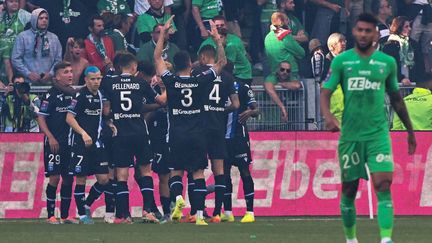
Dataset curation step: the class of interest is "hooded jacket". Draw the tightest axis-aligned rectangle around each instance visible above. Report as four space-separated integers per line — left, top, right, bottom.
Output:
11 8 62 84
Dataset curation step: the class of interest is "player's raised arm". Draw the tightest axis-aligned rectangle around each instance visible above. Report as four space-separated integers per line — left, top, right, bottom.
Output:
154 16 175 76
208 21 227 76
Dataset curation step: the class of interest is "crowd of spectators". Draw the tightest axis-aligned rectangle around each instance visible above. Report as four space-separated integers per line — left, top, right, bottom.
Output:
0 0 431 132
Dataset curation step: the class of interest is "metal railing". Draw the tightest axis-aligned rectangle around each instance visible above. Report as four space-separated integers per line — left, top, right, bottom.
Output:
247 83 308 131
0 83 418 132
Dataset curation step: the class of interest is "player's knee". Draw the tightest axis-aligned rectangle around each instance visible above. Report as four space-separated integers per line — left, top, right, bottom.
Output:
193 169 205 180
373 179 392 192
49 175 61 186
61 175 74 185
98 176 109 186
239 166 251 178
76 176 86 185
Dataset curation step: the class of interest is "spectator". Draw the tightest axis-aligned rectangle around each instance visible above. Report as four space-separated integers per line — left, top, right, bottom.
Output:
171 0 191 50
0 74 40 132
392 73 432 130
265 12 305 83
371 0 393 47
264 61 301 123
110 13 133 52
199 16 252 85
406 0 432 73
310 0 347 45
321 33 346 81
134 0 173 15
191 0 222 41
137 23 179 64
137 0 176 45
0 0 31 85
382 16 424 85
83 15 115 74
63 38 89 85
97 0 132 14
12 8 62 85
279 0 308 43
323 33 346 123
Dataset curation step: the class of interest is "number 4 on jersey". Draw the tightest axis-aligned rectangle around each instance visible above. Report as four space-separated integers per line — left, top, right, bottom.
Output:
209 83 220 104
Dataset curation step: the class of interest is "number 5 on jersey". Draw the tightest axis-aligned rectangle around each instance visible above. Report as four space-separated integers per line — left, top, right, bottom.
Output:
120 91 132 111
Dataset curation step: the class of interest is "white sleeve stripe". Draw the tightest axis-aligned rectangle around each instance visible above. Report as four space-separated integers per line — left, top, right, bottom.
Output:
36 112 49 116
161 70 170 77
210 67 217 77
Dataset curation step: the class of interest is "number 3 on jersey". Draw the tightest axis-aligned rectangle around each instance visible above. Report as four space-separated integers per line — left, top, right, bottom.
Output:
120 91 132 111
209 83 221 104
181 88 193 107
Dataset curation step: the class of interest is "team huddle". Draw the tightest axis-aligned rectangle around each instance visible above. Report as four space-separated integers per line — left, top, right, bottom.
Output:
37 18 258 225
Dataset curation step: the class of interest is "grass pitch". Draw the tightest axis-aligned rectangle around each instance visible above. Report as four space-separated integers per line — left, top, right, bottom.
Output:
0 217 430 243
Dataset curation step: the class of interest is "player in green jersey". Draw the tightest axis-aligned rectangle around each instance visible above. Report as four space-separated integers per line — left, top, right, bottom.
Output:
321 13 416 243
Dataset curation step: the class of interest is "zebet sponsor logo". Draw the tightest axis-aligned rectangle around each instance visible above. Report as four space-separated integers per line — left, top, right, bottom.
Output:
348 77 381 91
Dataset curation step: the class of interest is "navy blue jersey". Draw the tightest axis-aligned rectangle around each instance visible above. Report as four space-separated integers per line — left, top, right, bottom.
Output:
37 87 73 144
161 68 216 136
67 87 104 146
105 74 158 137
192 65 236 131
225 82 256 139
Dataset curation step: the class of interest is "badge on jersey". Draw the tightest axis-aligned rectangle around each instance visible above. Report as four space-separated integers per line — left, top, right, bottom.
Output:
69 99 78 110
75 165 82 173
40 100 49 112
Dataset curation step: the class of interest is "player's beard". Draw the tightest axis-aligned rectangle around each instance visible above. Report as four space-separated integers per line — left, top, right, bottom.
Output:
356 41 373 53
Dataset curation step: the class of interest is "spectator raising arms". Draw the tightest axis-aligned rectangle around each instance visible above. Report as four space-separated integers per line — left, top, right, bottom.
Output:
11 8 62 85
83 15 115 74
0 0 31 85
264 12 305 84
382 16 424 85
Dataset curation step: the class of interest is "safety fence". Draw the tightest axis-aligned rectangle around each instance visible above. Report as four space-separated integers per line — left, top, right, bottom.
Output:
0 82 417 132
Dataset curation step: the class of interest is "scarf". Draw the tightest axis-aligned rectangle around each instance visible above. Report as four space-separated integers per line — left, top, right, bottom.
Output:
387 34 415 68
3 11 18 35
33 29 50 57
88 34 107 59
270 25 292 41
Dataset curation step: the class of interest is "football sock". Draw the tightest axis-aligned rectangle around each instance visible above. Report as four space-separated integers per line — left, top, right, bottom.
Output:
213 175 225 216
224 174 233 212
74 184 86 216
340 193 357 240
115 181 129 218
46 184 57 218
60 183 72 219
241 175 254 212
194 179 207 211
160 196 171 215
105 179 116 213
169 176 183 201
187 175 197 215
377 190 393 239
138 176 155 212
86 182 106 207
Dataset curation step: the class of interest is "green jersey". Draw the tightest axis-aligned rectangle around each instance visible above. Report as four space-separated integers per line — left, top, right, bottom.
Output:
137 12 177 34
261 0 277 23
322 49 399 141
192 0 221 20
199 34 252 79
287 12 306 37
0 9 31 59
392 88 432 131
97 0 131 14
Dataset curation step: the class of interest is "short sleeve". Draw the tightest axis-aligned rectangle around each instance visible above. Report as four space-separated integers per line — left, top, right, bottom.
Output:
264 74 278 85
37 93 53 116
196 67 217 83
386 57 399 93
161 70 174 86
322 56 342 92
67 93 84 116
243 84 257 106
192 0 203 7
